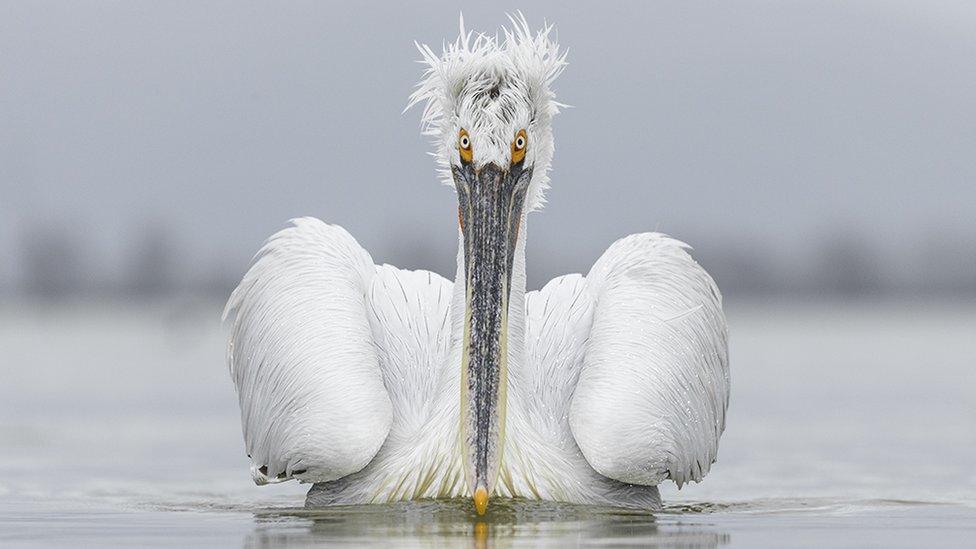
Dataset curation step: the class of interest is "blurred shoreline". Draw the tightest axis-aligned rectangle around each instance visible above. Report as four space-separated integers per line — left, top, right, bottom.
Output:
2 225 974 304
2 293 974 321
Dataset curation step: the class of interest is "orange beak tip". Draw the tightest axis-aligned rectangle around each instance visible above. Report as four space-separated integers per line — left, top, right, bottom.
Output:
473 486 489 516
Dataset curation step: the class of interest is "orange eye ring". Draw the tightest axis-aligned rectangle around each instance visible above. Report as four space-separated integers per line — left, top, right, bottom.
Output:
511 129 527 164
458 129 473 163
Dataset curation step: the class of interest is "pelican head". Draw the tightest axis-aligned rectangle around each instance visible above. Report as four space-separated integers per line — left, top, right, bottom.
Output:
408 15 566 514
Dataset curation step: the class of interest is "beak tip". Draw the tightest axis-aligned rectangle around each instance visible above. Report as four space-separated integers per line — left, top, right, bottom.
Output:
473 486 489 516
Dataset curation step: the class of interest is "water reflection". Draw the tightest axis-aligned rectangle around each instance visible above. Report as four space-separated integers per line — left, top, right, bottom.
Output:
245 499 729 547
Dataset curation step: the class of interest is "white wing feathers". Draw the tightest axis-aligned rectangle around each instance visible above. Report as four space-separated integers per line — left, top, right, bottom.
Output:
224 218 393 485
226 220 727 494
364 264 454 442
568 233 729 488
520 274 594 441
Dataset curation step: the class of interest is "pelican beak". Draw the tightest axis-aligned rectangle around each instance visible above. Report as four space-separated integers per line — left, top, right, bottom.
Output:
453 161 531 515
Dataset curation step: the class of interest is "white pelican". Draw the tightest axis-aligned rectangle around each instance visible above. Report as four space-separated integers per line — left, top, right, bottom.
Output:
224 15 729 515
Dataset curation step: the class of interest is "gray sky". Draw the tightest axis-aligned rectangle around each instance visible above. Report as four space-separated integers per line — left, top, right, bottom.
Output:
2 1 975 291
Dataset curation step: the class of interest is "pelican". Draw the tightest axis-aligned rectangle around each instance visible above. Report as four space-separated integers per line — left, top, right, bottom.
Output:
224 15 729 515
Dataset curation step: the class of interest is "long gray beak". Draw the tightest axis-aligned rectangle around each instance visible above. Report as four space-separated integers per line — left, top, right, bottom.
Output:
453 161 532 515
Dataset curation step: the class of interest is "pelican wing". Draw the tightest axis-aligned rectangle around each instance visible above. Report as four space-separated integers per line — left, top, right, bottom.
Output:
568 233 729 488
520 274 594 439
364 263 454 441
224 218 396 485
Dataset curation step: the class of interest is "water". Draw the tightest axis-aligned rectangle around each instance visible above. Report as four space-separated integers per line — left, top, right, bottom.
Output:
1 299 974 547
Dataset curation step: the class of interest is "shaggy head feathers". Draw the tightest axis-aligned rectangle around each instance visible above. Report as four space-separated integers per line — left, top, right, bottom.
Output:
407 14 567 212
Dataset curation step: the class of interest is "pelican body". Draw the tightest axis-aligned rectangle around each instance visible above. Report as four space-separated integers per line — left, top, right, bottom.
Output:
224 16 729 515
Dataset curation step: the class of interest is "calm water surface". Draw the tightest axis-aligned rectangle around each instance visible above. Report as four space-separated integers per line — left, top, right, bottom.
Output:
1 300 974 547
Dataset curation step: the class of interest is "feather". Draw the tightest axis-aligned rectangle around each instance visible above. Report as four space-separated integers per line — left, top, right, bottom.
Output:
405 13 567 212
569 233 730 488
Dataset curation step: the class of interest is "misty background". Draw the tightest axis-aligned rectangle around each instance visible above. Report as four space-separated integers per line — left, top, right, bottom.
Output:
2 1 975 302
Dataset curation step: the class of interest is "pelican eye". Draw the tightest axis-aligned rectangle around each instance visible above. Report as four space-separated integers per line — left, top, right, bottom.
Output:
511 129 527 164
458 129 473 163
